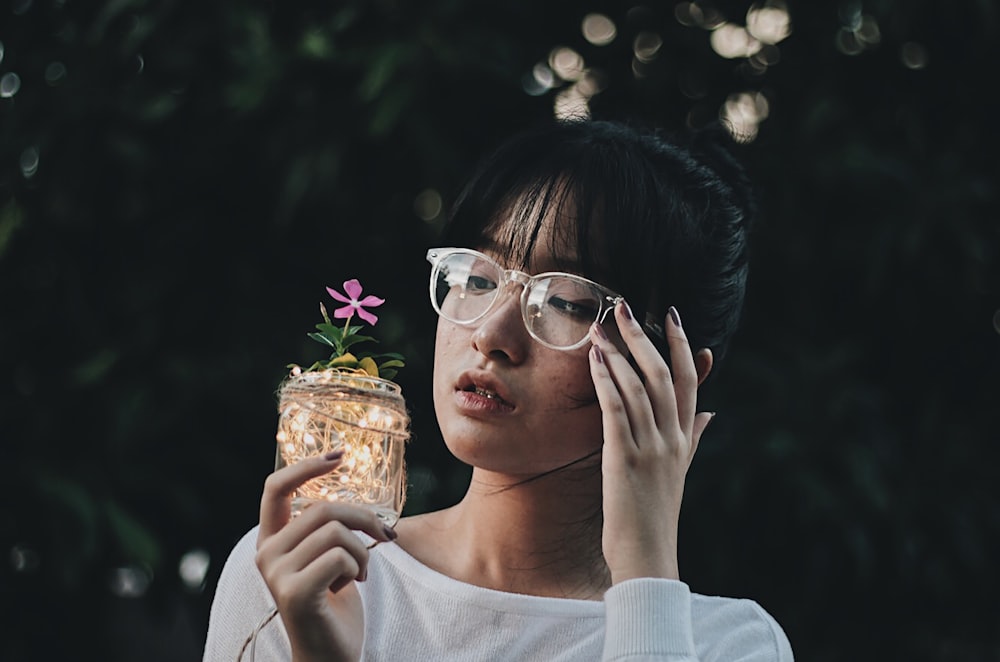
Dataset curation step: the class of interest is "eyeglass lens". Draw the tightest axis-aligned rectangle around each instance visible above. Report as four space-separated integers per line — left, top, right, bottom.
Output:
432 251 608 348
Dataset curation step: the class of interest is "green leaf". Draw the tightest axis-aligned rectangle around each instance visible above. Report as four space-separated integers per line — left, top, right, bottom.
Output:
315 323 344 342
377 359 405 369
379 368 398 380
340 333 377 351
307 332 337 348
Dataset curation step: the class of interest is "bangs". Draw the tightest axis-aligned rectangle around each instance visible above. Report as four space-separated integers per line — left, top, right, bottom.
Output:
440 127 644 293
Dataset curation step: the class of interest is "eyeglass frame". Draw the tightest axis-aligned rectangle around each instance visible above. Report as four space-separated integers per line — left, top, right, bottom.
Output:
426 247 665 351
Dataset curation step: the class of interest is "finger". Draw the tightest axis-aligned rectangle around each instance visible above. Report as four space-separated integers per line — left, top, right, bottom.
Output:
272 519 371 585
265 499 397 558
588 343 639 453
663 307 698 434
608 302 678 435
589 322 657 447
260 451 345 540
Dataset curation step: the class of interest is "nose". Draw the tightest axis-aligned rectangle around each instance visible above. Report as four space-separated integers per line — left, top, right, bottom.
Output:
469 281 530 364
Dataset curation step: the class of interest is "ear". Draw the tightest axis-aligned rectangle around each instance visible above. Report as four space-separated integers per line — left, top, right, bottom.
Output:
694 348 714 386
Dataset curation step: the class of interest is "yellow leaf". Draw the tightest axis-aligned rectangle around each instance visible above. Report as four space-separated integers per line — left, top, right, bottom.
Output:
329 353 358 367
358 356 379 377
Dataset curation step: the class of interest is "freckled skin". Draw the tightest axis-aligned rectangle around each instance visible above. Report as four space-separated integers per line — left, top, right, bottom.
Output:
432 305 605 477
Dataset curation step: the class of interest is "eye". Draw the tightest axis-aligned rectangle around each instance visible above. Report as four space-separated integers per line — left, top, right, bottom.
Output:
466 274 497 293
547 295 599 320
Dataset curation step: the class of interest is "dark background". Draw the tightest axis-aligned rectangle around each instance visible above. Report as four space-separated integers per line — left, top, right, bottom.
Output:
1 1 997 660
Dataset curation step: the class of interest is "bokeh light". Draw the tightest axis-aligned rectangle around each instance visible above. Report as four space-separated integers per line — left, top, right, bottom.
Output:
836 9 880 55
711 23 762 59
413 188 443 222
20 147 39 179
109 564 153 598
548 46 585 82
633 31 664 63
582 13 617 46
900 42 929 69
721 91 770 143
746 4 791 44
522 62 556 96
45 61 67 85
554 84 590 120
179 549 211 592
1 72 22 98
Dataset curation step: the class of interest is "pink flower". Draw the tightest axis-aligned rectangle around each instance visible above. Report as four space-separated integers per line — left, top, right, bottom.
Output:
326 279 385 325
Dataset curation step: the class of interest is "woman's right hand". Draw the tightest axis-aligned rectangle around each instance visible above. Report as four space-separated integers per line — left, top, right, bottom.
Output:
254 451 397 662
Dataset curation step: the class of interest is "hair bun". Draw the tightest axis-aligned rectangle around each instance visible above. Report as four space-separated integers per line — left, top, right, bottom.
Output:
681 122 757 228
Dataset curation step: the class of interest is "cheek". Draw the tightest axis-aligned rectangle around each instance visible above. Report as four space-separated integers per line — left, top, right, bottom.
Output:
545 352 598 406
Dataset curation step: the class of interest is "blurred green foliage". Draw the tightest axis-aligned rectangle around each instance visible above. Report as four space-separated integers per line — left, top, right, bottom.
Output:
1 1 997 660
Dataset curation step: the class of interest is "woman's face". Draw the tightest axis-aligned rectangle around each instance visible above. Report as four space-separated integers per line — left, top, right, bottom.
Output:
431 213 607 477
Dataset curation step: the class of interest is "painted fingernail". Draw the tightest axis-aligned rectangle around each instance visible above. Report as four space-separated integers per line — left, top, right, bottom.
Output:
669 306 682 329
323 450 344 461
382 525 398 541
620 301 633 321
591 345 605 364
592 322 608 341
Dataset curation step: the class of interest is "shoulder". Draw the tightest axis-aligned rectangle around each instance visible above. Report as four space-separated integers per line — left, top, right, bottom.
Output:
691 592 794 661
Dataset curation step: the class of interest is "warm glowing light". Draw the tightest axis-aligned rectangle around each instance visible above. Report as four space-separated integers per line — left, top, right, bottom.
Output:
633 31 663 63
582 13 617 46
721 91 770 143
710 23 762 59
549 47 585 81
746 4 791 44
900 42 928 69
276 371 410 524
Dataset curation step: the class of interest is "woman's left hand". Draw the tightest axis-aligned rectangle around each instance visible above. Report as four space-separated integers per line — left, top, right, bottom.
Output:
588 303 714 584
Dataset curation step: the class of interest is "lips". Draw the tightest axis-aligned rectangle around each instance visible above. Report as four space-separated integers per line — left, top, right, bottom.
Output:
456 371 514 408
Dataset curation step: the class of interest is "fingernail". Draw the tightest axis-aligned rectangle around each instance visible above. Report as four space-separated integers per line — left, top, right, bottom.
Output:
669 306 682 329
591 345 604 364
620 301 633 321
382 525 398 541
592 322 608 341
323 450 344 461
357 567 367 582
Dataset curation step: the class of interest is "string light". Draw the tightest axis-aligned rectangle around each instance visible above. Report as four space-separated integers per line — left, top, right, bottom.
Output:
276 370 410 525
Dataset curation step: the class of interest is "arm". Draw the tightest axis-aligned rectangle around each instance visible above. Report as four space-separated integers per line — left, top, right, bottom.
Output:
590 305 791 661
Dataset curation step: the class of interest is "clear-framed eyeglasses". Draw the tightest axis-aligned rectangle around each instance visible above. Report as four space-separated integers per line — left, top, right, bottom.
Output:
426 247 664 351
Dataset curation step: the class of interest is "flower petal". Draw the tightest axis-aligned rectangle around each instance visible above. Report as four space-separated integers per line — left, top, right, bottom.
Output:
357 295 385 308
327 286 351 304
356 307 379 325
342 279 363 300
332 305 356 319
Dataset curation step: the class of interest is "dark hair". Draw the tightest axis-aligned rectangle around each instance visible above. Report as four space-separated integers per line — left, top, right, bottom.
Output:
440 118 756 367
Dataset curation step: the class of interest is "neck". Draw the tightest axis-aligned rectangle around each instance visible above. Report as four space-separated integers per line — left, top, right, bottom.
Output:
401 457 609 600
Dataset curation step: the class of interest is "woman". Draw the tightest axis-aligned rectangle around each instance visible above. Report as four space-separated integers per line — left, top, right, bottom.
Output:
203 119 794 660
